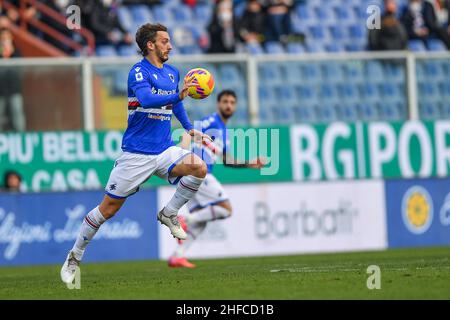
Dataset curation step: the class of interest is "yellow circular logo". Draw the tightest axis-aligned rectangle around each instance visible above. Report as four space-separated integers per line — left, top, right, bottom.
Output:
406 192 430 228
402 186 433 234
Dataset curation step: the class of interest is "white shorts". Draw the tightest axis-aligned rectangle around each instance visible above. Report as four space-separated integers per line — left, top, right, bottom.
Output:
187 173 228 211
105 146 191 198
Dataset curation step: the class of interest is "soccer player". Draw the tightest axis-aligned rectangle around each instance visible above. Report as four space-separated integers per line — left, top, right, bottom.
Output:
168 89 265 268
61 23 211 284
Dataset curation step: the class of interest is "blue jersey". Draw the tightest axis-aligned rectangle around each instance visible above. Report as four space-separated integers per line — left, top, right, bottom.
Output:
122 58 193 155
193 112 229 173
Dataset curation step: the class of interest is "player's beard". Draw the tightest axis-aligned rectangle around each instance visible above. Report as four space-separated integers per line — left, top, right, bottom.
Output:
220 108 234 120
156 47 169 63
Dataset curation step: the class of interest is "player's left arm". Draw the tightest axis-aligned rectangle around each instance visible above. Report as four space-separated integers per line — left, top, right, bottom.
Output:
172 100 194 131
179 132 192 150
173 101 214 146
197 124 265 169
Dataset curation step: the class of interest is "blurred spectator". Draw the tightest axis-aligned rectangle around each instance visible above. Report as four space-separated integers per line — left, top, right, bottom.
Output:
184 0 197 7
1 1 16 28
8 0 37 23
0 28 25 132
0 27 19 58
41 0 76 54
3 1 19 24
75 0 93 30
122 0 162 4
369 0 408 50
262 0 293 43
423 0 450 48
2 170 24 192
183 0 209 7
2 0 37 39
237 0 266 44
208 0 238 53
0 10 11 29
402 0 431 44
87 0 133 46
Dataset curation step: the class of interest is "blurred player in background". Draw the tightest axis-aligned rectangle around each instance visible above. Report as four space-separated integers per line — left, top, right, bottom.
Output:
2 170 24 192
61 23 211 284
168 89 266 268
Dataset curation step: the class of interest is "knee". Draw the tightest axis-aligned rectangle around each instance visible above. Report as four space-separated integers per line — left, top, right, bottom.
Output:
219 203 233 218
199 162 207 178
192 161 207 178
221 201 233 217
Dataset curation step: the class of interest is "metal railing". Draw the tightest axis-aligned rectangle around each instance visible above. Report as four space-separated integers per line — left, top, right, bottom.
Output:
1 51 449 130
2 0 95 55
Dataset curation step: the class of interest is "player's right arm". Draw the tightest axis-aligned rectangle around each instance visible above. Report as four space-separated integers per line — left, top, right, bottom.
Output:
180 132 192 150
130 67 189 108
179 126 213 151
223 153 266 169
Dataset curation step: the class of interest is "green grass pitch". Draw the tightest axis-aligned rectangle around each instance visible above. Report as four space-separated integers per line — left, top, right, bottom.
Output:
0 247 449 299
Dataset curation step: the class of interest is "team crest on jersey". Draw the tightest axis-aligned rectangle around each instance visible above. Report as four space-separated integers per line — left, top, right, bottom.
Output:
168 73 175 82
153 74 158 80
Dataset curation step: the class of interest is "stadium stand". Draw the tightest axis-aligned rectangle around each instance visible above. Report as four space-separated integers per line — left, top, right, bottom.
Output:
91 0 436 57
2 0 449 126
95 0 450 125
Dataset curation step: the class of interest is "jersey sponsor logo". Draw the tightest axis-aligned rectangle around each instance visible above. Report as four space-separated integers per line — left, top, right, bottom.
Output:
151 87 176 95
148 114 171 121
134 107 172 115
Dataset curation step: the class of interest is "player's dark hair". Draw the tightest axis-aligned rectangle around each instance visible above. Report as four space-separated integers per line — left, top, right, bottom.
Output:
136 23 168 56
217 89 237 102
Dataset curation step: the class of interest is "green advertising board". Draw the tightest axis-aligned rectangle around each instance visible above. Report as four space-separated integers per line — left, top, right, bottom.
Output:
2 121 450 191
290 121 450 181
0 126 291 191
0 131 122 192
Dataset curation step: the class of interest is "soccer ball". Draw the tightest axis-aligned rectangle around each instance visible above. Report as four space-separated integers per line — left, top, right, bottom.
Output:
184 68 215 99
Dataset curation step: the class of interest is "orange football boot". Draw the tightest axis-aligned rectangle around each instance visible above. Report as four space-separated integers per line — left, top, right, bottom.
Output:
168 257 196 268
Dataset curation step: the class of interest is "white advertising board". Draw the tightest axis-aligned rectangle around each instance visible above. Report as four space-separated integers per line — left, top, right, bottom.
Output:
158 180 387 259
